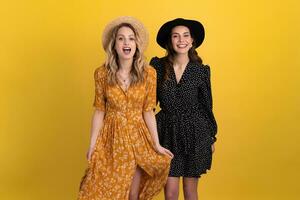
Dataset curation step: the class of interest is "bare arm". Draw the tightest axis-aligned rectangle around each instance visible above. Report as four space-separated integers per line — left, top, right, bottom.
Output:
87 109 105 160
143 110 173 158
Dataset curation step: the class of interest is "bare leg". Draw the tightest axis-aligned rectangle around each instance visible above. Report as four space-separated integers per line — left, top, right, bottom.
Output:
183 177 199 200
129 166 143 200
164 177 180 200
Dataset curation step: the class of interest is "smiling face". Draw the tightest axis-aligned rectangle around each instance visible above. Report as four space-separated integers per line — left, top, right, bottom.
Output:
114 26 137 61
171 25 194 55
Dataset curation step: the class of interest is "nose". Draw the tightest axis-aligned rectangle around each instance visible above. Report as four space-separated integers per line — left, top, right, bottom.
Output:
124 38 129 45
178 35 183 42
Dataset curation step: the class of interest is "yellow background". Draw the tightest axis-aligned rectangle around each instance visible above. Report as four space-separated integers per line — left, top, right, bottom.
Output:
1 0 299 199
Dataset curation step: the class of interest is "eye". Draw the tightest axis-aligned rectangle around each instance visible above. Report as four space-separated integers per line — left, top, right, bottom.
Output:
172 35 178 38
184 34 190 37
117 36 124 41
129 37 135 41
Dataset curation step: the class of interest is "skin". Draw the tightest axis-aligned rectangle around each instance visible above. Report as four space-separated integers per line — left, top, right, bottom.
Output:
87 26 173 200
164 25 215 200
114 26 137 61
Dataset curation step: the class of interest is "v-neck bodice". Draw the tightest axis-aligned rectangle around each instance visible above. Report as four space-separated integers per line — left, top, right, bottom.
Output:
150 56 217 136
152 59 206 112
171 62 190 85
116 81 130 95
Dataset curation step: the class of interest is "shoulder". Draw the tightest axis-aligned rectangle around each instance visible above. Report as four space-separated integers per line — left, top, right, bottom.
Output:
144 65 157 79
149 57 166 81
191 62 211 76
94 65 108 80
149 56 160 67
202 64 211 76
149 56 167 70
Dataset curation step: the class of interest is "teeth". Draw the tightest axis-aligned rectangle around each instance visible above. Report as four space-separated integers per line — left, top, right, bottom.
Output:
122 47 131 54
177 44 188 48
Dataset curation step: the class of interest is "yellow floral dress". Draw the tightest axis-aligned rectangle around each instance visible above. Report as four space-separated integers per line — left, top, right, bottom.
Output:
78 66 171 200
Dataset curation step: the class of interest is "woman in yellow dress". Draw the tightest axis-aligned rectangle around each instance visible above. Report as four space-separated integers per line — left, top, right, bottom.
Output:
78 16 173 200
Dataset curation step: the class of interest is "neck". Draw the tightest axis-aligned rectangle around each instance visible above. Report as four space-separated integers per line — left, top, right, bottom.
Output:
174 53 189 67
118 58 133 73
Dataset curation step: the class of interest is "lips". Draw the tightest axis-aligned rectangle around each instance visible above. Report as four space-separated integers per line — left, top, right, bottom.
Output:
122 47 131 54
177 44 188 48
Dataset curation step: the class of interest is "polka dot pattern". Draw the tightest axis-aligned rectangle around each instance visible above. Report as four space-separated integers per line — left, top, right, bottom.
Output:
150 57 217 177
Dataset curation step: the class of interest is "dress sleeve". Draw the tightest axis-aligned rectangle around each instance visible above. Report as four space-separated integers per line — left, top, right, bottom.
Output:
203 65 213 110
201 65 218 142
93 67 106 111
150 56 162 105
149 57 160 70
143 66 157 112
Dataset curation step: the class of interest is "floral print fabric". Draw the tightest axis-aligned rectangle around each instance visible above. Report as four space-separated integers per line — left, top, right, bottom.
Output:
78 66 171 200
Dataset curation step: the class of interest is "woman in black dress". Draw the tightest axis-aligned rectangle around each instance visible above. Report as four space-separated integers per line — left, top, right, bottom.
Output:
150 18 217 200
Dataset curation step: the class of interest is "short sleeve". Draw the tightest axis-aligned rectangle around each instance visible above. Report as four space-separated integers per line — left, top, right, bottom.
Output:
143 66 157 112
93 67 107 111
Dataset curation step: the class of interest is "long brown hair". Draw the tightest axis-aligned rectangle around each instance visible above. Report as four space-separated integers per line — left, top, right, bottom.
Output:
104 23 147 85
162 30 203 81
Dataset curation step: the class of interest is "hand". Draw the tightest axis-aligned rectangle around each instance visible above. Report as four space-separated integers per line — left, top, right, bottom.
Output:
86 148 93 161
154 144 174 159
211 143 215 153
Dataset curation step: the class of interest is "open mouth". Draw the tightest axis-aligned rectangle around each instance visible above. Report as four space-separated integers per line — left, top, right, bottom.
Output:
177 44 188 48
122 47 131 54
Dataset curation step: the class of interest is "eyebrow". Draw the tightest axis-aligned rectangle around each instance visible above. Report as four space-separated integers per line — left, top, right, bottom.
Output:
116 34 135 37
171 32 190 35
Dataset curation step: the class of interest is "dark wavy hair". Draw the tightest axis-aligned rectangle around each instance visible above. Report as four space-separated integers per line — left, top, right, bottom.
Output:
162 30 203 81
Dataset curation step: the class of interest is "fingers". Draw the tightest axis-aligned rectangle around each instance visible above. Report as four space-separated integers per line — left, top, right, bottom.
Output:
154 145 174 159
161 148 173 159
165 149 174 158
86 149 92 161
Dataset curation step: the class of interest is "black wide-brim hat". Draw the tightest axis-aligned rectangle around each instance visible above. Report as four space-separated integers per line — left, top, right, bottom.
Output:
156 18 205 49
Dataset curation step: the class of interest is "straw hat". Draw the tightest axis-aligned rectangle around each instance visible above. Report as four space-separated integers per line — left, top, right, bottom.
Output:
102 16 149 53
156 18 205 49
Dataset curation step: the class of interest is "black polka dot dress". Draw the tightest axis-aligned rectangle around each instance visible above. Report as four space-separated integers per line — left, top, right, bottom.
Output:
150 57 218 178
